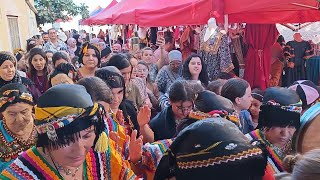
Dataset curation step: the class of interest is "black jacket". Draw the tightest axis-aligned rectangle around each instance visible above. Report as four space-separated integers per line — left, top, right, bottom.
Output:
149 106 176 141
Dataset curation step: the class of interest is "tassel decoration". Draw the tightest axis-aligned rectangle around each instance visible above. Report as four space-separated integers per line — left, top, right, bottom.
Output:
94 131 109 153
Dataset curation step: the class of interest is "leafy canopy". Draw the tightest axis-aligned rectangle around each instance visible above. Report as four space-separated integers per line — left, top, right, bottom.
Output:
35 0 89 25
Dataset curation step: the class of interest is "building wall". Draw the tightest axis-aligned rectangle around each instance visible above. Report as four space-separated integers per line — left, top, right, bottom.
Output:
0 0 38 52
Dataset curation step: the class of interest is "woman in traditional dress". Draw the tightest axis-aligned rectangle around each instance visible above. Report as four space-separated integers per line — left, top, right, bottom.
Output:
77 42 100 79
95 68 152 143
0 84 140 179
106 54 144 109
27 48 49 95
246 87 301 174
0 83 36 171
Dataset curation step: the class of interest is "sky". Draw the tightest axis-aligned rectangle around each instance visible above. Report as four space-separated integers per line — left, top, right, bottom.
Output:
44 0 116 32
74 0 113 11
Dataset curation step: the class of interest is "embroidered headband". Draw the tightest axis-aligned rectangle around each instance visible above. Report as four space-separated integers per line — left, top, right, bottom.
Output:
35 103 99 138
0 89 33 112
258 100 302 129
189 110 240 128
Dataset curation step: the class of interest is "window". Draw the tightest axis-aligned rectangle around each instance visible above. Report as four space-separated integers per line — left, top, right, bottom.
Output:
7 16 21 51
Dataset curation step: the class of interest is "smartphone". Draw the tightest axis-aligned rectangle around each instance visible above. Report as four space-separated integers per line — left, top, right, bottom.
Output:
157 31 164 41
156 31 165 46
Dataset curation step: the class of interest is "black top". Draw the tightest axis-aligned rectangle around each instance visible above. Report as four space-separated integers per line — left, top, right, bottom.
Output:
149 106 176 141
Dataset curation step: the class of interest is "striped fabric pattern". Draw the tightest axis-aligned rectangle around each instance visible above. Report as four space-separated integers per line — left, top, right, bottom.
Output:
246 129 284 173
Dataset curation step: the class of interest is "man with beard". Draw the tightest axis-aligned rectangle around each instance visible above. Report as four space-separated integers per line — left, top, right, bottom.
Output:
0 83 36 171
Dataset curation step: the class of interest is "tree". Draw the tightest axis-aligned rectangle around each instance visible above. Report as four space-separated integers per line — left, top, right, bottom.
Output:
35 0 89 25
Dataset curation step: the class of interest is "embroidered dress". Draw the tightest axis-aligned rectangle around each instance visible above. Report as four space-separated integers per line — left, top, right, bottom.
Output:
0 146 138 180
199 29 234 81
0 121 36 172
246 129 288 173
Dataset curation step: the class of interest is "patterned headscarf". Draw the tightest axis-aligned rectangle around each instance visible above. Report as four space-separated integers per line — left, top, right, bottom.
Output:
155 118 267 180
0 83 33 112
0 51 16 67
257 100 302 129
35 84 107 151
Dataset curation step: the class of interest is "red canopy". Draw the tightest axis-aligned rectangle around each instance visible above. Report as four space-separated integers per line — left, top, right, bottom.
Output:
81 0 118 25
112 0 223 26
88 0 150 25
225 0 320 23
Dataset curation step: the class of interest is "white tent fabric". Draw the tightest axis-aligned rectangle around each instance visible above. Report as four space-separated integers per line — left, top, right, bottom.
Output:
277 22 320 44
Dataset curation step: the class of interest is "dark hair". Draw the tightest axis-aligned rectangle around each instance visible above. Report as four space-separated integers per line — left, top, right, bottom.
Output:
52 51 69 67
217 72 234 80
182 54 209 86
45 50 53 55
95 68 139 131
207 79 226 95
78 42 101 66
95 67 126 100
73 34 82 46
71 56 79 65
137 61 152 83
77 77 112 104
106 54 131 71
49 63 77 87
26 38 37 52
28 48 48 81
41 32 48 36
164 32 173 44
169 80 197 103
252 88 264 102
221 78 250 103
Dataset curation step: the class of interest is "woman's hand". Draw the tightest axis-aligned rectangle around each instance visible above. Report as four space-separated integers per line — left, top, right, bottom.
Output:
116 110 125 125
129 130 143 164
137 105 151 127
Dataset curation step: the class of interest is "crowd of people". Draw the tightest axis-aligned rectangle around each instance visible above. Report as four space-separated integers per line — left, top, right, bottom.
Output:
0 25 319 180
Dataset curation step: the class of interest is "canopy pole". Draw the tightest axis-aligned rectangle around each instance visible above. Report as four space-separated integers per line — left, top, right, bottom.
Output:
224 15 229 32
291 3 319 10
108 25 112 47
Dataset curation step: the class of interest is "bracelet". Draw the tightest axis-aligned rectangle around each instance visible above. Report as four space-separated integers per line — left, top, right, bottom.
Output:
129 159 142 166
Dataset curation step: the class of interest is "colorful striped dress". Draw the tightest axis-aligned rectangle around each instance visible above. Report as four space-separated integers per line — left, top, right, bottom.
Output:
141 139 173 180
245 129 285 174
0 146 138 180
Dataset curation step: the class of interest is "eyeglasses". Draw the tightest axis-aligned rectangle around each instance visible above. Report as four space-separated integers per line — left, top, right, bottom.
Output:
175 104 194 113
137 69 148 73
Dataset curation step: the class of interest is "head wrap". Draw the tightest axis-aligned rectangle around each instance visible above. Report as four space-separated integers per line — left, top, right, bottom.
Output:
263 87 300 105
0 83 33 112
252 89 264 102
192 90 239 127
101 47 112 58
67 38 76 46
78 42 101 66
0 51 17 67
288 80 320 107
155 118 267 180
195 90 235 114
35 84 107 151
168 50 182 63
258 100 302 129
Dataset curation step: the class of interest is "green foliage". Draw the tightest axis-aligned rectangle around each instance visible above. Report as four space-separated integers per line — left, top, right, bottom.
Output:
35 0 89 25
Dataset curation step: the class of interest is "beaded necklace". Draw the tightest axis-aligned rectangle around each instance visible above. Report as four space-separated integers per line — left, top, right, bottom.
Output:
0 121 37 162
